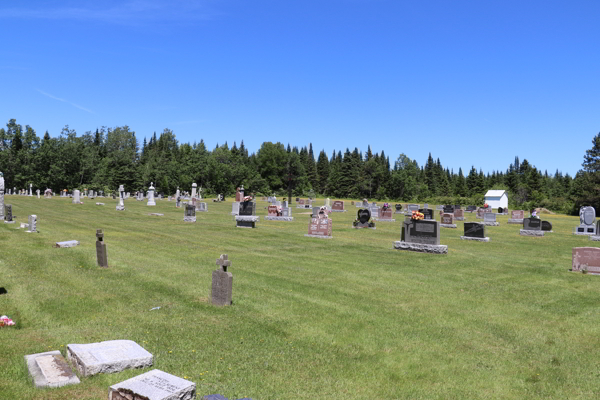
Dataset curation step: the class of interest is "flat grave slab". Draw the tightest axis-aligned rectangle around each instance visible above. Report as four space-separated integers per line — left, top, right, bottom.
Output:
109 369 195 400
394 241 448 254
264 216 294 221
520 229 544 237
54 240 79 248
67 339 153 376
203 395 253 400
25 350 80 388
149 213 164 216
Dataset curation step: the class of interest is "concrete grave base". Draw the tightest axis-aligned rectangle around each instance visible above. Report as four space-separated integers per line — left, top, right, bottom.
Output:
236 215 259 228
331 209 347 212
520 229 544 237
149 213 164 216
507 219 523 224
54 240 79 248
304 234 333 239
483 222 500 226
265 216 294 221
454 217 464 221
374 218 396 222
394 211 405 214
394 241 448 254
25 351 80 388
441 224 457 229
183 216 196 222
589 236 600 241
116 206 125 211
95 202 105 205
4 221 15 224
460 236 490 242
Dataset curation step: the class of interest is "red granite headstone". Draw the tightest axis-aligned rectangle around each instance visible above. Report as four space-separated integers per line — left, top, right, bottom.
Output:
572 247 600 274
332 201 345 211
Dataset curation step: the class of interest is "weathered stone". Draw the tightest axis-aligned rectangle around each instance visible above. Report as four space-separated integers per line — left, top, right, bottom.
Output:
25 350 80 388
54 240 79 248
184 204 196 222
235 215 259 228
109 369 195 400
212 255 233 306
520 229 544 237
26 215 37 233
96 229 108 268
393 241 448 254
67 340 153 376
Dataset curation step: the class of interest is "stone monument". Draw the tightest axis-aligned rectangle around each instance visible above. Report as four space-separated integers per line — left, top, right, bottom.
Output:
184 204 196 222
212 254 233 306
395 218 447 254
116 185 125 211
108 369 195 400
574 206 596 235
96 229 108 267
26 215 37 233
72 189 81 204
147 182 156 206
305 208 333 238
0 172 4 220
461 222 489 242
4 205 14 224
353 208 376 229
440 213 456 228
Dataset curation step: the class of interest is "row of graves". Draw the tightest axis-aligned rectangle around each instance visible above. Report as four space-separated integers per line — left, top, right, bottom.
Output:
23 242 251 399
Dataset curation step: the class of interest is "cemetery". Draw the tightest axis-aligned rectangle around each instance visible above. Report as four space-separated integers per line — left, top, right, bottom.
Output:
1 195 600 399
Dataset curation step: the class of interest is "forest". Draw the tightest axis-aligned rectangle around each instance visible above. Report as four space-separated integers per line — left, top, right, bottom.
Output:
1 119 598 214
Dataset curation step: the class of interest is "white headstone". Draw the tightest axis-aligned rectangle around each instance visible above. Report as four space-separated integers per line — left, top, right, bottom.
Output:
67 340 153 377
0 172 4 219
72 190 81 204
26 215 37 233
191 182 197 198
36 189 40 198
29 183 32 196
108 369 195 400
116 185 125 211
24 350 80 388
147 182 156 206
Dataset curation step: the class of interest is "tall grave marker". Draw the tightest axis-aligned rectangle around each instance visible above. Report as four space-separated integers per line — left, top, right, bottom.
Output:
96 229 108 267
116 185 125 211
574 206 596 235
212 254 233 306
147 182 156 206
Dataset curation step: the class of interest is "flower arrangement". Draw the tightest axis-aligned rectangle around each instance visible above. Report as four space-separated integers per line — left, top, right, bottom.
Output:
411 210 424 220
243 195 253 202
0 315 15 327
382 202 390 211
483 203 489 208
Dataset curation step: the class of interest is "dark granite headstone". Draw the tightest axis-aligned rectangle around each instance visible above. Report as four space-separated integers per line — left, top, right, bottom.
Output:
358 208 371 224
443 205 454 214
523 217 541 231
466 205 477 212
419 208 434 220
464 222 485 238
454 205 461 210
395 204 402 211
542 220 552 231
95 229 108 268
402 220 440 245
4 204 13 223
498 207 504 213
239 201 255 216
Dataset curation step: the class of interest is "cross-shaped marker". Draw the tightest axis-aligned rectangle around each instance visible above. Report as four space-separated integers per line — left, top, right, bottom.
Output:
216 254 231 272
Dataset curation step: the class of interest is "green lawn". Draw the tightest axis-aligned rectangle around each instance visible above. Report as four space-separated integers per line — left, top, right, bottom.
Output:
0 197 599 399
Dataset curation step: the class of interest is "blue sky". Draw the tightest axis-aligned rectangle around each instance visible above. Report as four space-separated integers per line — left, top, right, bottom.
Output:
1 0 598 176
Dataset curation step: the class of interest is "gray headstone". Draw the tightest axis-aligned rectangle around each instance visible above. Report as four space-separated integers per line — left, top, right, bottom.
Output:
25 350 80 388
67 340 153 376
580 206 596 225
184 204 196 222
26 215 37 233
54 240 79 248
109 369 195 400
402 220 440 245
96 229 108 267
484 213 496 222
212 254 233 306
523 217 542 231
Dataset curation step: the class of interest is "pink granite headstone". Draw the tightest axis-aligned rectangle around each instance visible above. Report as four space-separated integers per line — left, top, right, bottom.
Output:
572 247 600 274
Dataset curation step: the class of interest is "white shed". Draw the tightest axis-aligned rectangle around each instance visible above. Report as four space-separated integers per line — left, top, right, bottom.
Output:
484 190 508 209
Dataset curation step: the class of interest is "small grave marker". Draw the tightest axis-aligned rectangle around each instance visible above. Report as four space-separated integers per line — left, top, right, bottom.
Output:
331 200 346 212
96 229 108 267
353 208 376 229
440 213 456 228
184 204 196 222
26 215 37 233
25 351 80 388
4 204 15 224
212 254 233 306
483 213 499 226
508 210 524 224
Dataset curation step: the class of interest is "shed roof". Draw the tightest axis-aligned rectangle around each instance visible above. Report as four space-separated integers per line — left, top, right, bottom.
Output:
484 190 506 197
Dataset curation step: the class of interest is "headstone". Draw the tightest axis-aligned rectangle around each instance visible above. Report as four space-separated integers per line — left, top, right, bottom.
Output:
454 205 461 210
436 205 444 210
521 217 544 236
72 189 81 204
377 207 395 222
26 215 37 233
353 208 375 229
236 201 259 228
4 204 14 224
461 222 489 241
29 183 33 196
25 350 80 388
453 209 464 221
147 182 156 206
197 202 207 212
574 206 597 235
572 247 600 274
191 182 197 198
396 219 447 254
331 200 346 212
36 189 40 198
542 220 553 231
176 195 181 208
395 204 404 214
508 210 524 224
466 205 477 212
67 340 153 376
184 204 196 222
235 186 244 202
407 204 419 213
212 254 233 306
96 229 108 267
370 205 380 219
483 213 499 226
54 240 79 248
419 208 434 220
440 213 456 228
306 209 333 238
108 369 195 400
362 199 369 207
229 202 239 217
443 205 454 214
498 207 504 214
116 185 125 211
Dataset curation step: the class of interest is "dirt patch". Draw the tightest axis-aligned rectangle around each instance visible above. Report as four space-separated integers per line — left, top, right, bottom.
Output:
535 207 555 215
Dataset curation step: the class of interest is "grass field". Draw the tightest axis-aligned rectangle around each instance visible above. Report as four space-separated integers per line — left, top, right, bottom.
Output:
0 196 599 400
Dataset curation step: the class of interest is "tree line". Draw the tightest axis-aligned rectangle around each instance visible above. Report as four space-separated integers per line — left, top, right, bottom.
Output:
0 119 596 214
